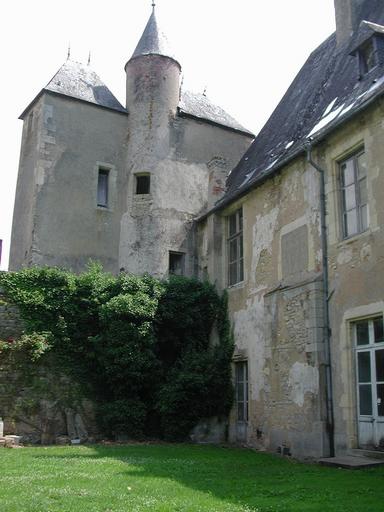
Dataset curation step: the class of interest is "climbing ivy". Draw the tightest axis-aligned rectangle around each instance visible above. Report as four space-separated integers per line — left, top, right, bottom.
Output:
0 264 234 440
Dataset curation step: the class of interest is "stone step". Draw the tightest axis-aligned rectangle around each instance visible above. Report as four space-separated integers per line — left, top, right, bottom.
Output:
319 455 384 469
349 448 384 460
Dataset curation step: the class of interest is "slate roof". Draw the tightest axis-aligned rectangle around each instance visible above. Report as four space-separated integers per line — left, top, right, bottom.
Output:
129 9 180 67
213 0 384 212
20 60 127 118
20 59 251 134
179 90 254 136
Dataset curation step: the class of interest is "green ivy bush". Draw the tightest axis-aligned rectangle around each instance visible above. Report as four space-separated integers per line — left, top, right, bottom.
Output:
0 265 234 440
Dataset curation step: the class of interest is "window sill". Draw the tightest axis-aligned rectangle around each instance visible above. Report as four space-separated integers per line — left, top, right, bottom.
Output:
96 205 113 212
337 228 373 247
227 280 245 291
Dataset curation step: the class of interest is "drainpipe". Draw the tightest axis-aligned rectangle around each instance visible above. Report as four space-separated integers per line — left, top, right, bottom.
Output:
306 141 335 458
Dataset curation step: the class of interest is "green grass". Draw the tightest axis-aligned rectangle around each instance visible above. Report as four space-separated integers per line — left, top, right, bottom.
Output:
0 444 383 512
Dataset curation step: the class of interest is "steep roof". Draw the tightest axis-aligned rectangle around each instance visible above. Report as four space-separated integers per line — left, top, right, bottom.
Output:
20 60 126 118
129 9 180 67
179 90 254 136
214 0 384 211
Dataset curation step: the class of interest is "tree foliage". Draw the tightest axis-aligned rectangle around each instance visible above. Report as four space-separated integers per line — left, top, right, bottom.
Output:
0 265 234 440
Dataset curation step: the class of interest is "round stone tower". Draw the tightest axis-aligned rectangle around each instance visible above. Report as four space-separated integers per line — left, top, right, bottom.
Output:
120 6 186 278
124 7 181 158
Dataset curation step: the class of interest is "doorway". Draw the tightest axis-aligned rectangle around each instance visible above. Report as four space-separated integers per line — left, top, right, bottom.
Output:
355 316 384 448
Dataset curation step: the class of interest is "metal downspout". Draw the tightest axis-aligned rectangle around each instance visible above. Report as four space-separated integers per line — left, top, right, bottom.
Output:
306 142 335 458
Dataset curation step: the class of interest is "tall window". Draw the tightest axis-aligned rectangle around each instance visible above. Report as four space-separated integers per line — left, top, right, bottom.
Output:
354 317 384 418
228 208 244 286
97 168 109 207
235 361 248 422
340 150 367 238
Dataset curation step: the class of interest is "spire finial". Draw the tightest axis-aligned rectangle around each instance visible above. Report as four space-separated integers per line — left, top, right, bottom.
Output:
67 43 71 60
152 1 155 10
87 51 91 66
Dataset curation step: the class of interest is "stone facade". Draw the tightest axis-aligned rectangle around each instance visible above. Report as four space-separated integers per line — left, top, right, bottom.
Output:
198 76 384 459
197 155 330 458
9 10 252 277
8 0 384 457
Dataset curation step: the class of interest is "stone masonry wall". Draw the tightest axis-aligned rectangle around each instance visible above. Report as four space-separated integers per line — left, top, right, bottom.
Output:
0 280 99 444
0 285 24 341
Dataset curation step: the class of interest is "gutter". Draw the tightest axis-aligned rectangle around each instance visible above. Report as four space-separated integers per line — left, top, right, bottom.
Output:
197 84 384 221
306 142 335 459
19 90 128 120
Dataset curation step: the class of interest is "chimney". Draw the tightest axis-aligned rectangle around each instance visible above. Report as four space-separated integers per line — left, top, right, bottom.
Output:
334 0 364 46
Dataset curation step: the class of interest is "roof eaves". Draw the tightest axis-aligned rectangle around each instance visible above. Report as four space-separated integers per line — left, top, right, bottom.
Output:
19 89 128 120
19 91 44 120
197 83 384 222
177 108 255 138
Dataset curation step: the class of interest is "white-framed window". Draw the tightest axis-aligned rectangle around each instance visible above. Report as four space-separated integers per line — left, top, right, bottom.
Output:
97 168 109 207
227 208 244 286
235 361 248 422
339 150 368 238
354 316 384 417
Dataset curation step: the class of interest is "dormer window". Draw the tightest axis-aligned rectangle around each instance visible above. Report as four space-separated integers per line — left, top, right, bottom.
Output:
359 39 378 76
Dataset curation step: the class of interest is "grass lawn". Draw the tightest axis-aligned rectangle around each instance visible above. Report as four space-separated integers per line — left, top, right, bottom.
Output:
1 444 383 512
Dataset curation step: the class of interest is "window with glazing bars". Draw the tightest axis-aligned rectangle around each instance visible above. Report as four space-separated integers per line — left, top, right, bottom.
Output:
228 208 244 286
340 150 368 238
97 168 109 207
235 361 248 422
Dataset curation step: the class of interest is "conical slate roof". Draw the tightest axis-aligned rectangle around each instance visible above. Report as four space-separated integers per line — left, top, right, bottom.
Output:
129 9 180 67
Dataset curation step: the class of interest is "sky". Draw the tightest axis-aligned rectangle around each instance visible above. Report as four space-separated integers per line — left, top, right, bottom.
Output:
0 0 336 270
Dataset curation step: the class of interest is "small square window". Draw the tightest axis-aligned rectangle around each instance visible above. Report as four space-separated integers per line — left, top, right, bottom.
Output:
136 174 150 195
169 252 184 276
97 169 109 207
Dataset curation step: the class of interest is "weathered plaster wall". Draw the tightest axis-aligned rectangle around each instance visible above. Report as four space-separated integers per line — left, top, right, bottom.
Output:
199 156 327 458
199 99 384 458
10 93 128 273
119 55 252 278
10 99 44 270
321 100 384 454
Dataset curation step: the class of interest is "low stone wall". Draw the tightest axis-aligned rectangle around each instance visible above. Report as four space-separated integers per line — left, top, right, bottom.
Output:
0 285 24 341
0 280 99 444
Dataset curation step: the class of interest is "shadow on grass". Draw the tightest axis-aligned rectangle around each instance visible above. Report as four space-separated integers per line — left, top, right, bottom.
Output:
31 443 384 511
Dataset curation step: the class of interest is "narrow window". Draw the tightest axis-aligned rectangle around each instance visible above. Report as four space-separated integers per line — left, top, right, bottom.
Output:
227 208 244 286
340 150 368 238
169 252 184 276
97 169 109 207
235 361 248 422
136 174 150 195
